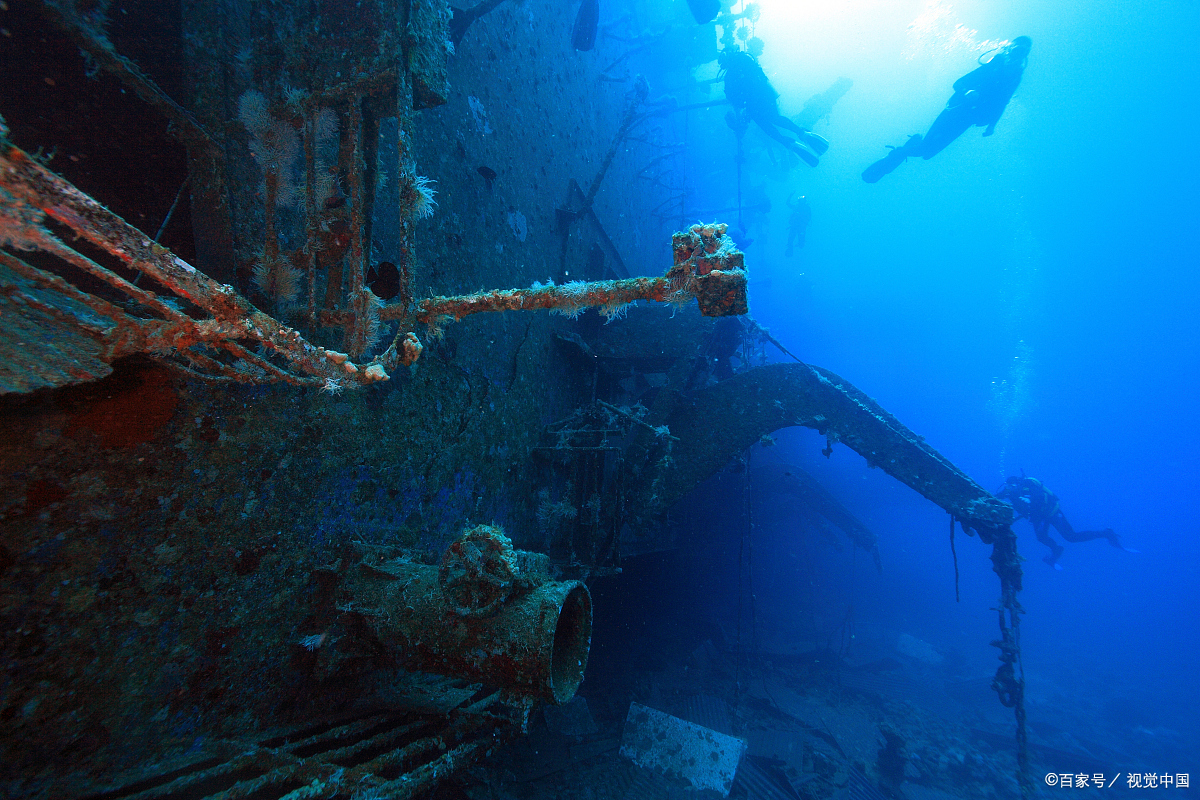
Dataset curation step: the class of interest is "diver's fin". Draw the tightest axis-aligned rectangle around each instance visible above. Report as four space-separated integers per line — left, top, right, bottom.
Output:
571 0 599 51
862 146 907 183
801 131 830 156
793 143 820 168
861 134 923 183
1104 529 1140 553
686 0 721 24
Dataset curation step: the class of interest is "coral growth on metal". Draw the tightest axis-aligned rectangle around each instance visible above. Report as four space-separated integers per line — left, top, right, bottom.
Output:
438 524 521 618
668 221 748 317
0 132 747 395
392 220 748 334
0 140 393 394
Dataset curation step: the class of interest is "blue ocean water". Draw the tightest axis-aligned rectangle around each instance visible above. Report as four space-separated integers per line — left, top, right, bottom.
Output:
656 0 1198 783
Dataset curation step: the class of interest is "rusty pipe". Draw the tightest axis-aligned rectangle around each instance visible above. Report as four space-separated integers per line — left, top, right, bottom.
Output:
349 560 591 705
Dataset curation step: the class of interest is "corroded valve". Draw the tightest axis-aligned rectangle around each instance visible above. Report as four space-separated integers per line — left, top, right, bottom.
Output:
349 527 591 704
667 222 748 317
438 525 521 618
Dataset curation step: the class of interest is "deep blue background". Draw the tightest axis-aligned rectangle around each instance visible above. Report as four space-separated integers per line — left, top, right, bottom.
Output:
649 0 1198 764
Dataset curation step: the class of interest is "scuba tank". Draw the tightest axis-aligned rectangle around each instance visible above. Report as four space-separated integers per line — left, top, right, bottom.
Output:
687 0 720 24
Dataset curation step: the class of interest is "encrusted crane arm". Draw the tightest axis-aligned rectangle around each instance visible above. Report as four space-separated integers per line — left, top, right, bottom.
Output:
0 133 747 394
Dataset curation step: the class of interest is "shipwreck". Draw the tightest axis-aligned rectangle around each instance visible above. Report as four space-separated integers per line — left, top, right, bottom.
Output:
0 1 1032 798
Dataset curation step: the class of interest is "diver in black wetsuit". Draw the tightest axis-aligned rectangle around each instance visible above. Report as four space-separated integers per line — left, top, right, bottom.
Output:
718 49 830 168
997 475 1135 569
863 36 1032 183
785 193 811 257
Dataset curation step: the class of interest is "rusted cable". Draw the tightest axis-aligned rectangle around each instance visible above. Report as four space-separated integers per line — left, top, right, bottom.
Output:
950 514 960 602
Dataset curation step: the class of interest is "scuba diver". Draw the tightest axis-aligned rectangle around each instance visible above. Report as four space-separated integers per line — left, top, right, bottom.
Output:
784 193 811 257
997 474 1136 570
684 316 749 389
862 36 1032 183
718 49 830 168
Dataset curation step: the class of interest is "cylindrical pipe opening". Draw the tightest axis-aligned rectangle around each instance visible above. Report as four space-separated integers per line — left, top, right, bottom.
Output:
349 562 593 704
549 583 592 704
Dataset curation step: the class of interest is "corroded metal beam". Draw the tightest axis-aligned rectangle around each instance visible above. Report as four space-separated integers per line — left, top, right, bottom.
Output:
1 133 747 394
655 361 1012 530
639 359 1028 792
0 141 392 390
